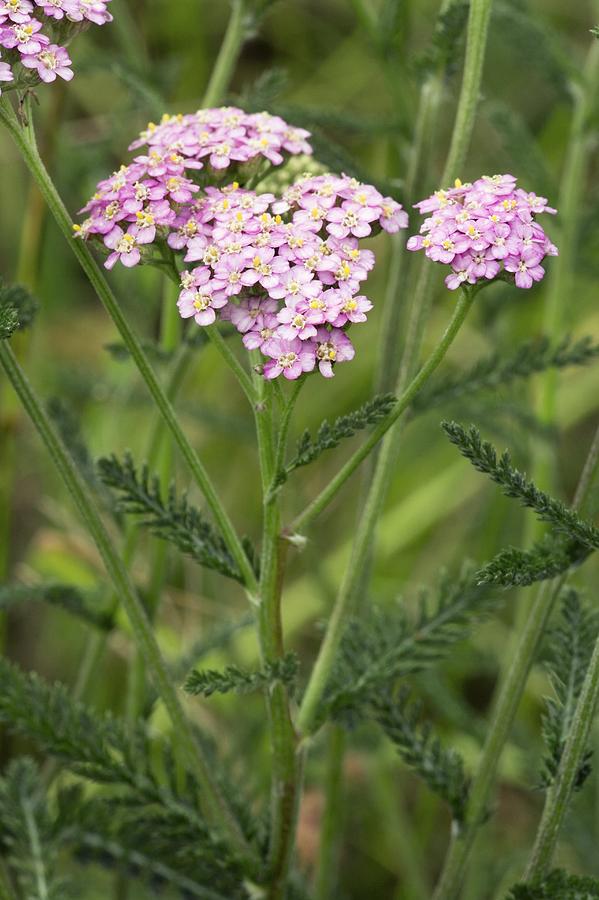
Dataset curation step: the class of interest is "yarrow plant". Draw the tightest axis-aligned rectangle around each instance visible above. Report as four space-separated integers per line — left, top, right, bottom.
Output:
76 107 408 379
3 3 599 900
0 0 112 88
407 173 558 290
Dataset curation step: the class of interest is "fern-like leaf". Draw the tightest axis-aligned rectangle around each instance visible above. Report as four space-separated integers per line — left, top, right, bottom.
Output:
0 279 38 337
0 661 250 892
540 590 596 790
97 453 249 583
0 581 114 630
373 688 469 822
184 653 299 698
507 868 599 898
477 535 590 587
323 566 498 722
0 304 19 340
414 336 599 413
0 758 67 900
442 422 599 549
275 393 396 491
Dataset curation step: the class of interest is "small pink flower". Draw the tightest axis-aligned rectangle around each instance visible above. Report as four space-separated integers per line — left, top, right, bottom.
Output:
263 337 316 381
269 266 321 303
0 0 33 22
331 292 372 327
314 327 355 378
34 0 77 18
379 198 409 233
326 202 378 240
21 43 73 83
103 225 151 269
276 304 318 341
177 270 227 326
504 248 545 289
67 0 113 25
1 18 47 53
229 297 278 333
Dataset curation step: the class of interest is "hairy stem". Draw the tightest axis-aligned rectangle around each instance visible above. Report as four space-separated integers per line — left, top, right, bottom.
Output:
201 0 248 107
0 340 252 861
296 287 476 735
0 95 257 596
374 0 451 394
432 424 599 900
250 367 302 899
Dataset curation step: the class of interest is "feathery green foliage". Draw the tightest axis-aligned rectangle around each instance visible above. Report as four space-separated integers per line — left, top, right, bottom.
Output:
47 398 115 510
486 102 554 197
0 279 38 334
477 535 589 587
373 688 469 822
0 758 67 900
0 660 250 894
508 869 599 899
492 2 575 94
184 653 299 698
416 0 469 76
442 422 599 549
322 566 497 722
97 452 251 583
274 393 396 491
540 590 596 791
0 581 114 630
0 304 19 340
414 336 599 413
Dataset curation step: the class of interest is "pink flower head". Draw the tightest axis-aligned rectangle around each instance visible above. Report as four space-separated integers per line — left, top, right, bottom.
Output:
408 175 558 291
263 337 316 381
21 43 73 82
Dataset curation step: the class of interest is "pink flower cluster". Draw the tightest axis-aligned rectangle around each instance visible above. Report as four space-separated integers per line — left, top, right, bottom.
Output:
0 0 112 89
407 174 558 290
76 108 408 380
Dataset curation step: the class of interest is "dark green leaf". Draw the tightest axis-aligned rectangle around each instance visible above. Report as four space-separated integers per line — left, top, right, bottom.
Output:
184 653 299 698
442 422 599 550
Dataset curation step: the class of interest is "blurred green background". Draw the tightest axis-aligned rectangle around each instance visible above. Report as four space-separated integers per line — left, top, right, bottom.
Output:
1 1 599 897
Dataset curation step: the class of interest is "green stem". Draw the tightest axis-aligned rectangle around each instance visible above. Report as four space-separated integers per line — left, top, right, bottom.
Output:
432 424 599 900
251 367 302 900
201 0 248 107
0 95 258 597
314 725 346 900
125 279 182 730
206 325 256 405
0 340 251 861
441 0 493 186
374 0 451 394
268 378 305 501
291 287 476 538
296 287 476 735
